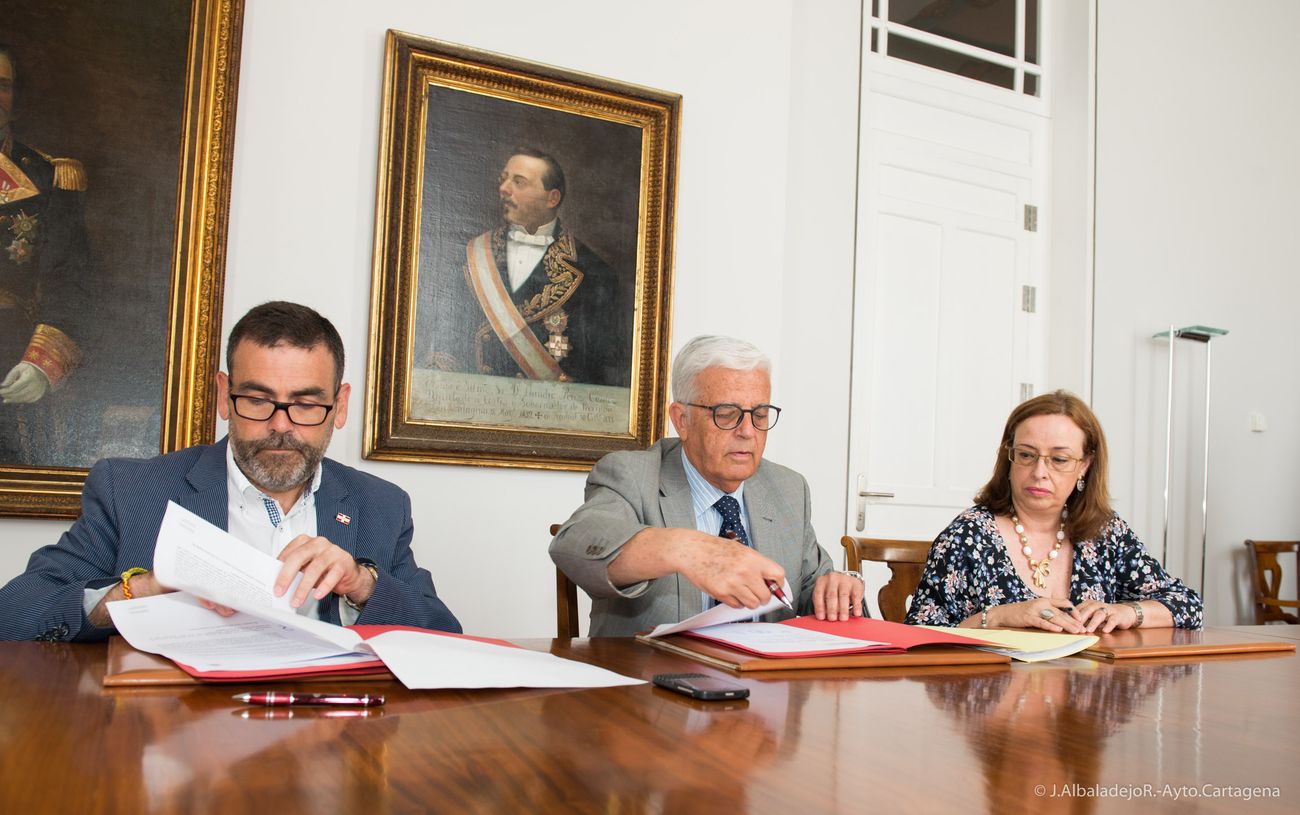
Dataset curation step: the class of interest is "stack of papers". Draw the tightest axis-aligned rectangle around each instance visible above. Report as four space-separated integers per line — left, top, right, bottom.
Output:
920 626 1099 663
676 617 1000 658
644 601 1098 663
108 503 643 690
645 581 796 638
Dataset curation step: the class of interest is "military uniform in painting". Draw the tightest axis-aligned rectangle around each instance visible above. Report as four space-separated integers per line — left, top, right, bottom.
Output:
0 136 92 463
431 223 633 388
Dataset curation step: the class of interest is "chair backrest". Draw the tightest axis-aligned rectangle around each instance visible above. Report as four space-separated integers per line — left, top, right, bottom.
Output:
841 536 931 623
1245 540 1300 625
551 523 581 638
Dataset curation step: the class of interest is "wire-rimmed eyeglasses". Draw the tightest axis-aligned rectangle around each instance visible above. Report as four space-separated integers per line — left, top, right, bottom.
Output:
1006 445 1084 473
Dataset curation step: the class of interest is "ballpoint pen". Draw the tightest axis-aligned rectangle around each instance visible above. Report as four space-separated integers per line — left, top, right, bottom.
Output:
766 580 795 611
231 691 385 707
720 530 794 611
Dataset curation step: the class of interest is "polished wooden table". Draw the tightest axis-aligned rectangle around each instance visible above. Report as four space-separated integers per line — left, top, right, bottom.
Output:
1217 623 1300 643
0 629 1295 814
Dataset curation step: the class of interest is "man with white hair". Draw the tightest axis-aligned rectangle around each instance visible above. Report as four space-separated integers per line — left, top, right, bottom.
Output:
550 335 864 636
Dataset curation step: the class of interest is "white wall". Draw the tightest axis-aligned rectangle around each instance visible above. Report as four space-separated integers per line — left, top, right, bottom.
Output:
0 0 862 638
1045 0 1094 397
775 2 861 568
1093 0 1300 623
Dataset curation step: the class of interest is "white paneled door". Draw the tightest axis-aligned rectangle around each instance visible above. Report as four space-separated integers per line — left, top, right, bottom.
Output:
847 60 1049 614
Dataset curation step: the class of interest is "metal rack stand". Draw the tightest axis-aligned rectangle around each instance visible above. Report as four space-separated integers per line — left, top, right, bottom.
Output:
1152 325 1228 597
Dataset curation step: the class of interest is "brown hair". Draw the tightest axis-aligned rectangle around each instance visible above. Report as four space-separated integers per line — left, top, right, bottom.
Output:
972 390 1113 542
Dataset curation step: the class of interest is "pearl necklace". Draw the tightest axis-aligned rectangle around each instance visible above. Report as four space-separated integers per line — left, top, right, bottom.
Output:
1012 507 1067 589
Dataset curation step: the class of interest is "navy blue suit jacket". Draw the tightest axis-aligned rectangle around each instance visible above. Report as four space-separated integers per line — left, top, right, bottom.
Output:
0 439 461 641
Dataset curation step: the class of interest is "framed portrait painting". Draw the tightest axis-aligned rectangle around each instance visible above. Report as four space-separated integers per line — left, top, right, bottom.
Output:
0 0 242 516
366 32 679 470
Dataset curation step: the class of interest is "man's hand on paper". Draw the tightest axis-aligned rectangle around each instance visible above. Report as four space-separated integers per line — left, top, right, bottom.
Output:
195 597 238 617
127 571 168 600
130 571 236 617
90 570 233 627
811 572 865 622
275 534 375 609
677 532 786 610
607 527 787 610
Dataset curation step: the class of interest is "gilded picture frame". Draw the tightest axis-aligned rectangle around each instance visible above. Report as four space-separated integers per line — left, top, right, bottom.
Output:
366 32 679 470
0 0 243 517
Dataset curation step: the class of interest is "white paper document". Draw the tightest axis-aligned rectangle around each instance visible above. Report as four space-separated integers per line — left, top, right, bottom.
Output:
365 630 643 690
152 500 303 615
645 578 795 638
686 621 887 654
109 502 644 689
110 593 378 672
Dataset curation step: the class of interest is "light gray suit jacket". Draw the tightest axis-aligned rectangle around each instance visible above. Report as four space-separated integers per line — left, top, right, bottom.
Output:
549 438 833 636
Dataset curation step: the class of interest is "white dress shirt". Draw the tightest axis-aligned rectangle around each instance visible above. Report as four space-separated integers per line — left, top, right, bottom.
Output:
505 219 557 291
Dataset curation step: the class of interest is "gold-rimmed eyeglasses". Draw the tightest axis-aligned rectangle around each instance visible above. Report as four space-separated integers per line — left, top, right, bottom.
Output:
1007 445 1084 473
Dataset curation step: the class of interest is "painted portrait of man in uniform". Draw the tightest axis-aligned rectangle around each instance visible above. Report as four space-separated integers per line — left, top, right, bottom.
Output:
1 4 191 468
1 0 238 514
410 88 643 435
366 33 677 468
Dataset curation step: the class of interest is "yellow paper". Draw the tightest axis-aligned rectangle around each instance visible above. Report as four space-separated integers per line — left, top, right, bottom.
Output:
920 626 1098 663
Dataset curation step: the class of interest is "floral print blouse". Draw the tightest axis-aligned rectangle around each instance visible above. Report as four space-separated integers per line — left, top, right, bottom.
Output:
905 506 1203 629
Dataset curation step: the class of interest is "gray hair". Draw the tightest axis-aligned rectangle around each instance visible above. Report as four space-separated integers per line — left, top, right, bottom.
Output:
671 335 771 406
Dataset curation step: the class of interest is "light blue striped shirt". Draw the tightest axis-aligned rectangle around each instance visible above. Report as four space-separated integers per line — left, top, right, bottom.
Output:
680 449 753 613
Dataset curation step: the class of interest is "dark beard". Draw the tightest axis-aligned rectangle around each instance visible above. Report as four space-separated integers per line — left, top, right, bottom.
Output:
230 430 326 494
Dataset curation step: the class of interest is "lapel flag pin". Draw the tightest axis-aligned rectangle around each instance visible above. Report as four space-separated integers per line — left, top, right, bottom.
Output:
336 513 351 525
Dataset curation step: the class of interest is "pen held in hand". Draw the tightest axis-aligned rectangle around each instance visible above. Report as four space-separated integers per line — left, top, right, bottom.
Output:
766 580 794 611
718 530 792 611
231 691 385 707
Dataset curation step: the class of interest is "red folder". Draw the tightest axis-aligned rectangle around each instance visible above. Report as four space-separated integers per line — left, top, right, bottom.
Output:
108 626 519 685
171 659 390 683
682 616 993 659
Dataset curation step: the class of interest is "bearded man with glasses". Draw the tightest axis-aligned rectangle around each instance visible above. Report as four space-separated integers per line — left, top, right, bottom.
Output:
0 301 461 641
551 335 864 636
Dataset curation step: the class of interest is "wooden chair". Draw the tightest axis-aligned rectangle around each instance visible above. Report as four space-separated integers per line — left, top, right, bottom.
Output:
1245 540 1299 625
550 523 581 638
841 537 931 623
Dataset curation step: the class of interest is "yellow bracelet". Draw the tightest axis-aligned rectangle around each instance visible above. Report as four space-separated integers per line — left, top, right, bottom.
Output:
120 567 149 600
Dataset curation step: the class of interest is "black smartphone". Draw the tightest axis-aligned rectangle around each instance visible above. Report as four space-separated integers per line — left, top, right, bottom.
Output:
652 672 750 701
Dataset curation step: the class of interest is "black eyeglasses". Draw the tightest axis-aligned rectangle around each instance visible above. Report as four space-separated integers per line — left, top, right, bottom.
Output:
229 394 335 427
685 402 782 431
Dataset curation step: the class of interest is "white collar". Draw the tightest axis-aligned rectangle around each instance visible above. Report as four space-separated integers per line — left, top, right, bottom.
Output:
507 219 558 245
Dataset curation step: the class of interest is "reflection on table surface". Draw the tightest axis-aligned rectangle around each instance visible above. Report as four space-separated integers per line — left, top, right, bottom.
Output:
1215 624 1300 643
0 630 1294 814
